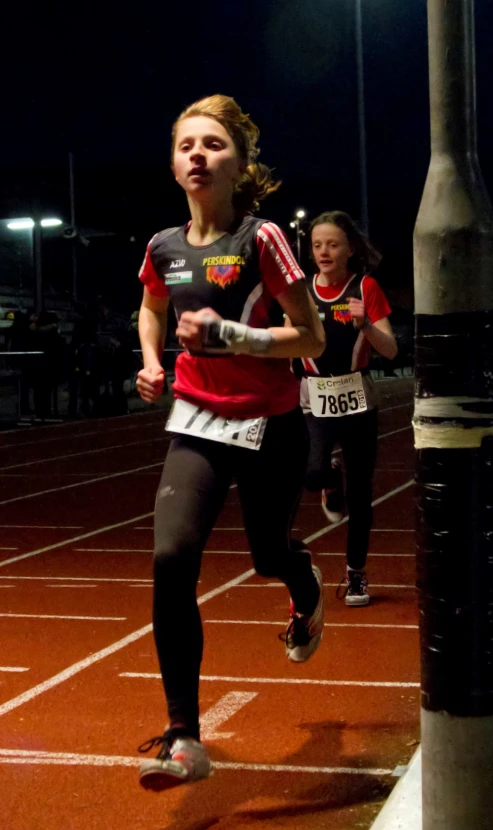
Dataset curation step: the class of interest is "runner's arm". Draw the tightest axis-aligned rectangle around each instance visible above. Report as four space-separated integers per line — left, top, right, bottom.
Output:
136 288 168 402
264 280 326 358
360 316 397 360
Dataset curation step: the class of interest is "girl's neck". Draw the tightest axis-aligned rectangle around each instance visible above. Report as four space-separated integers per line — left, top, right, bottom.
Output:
317 270 350 288
186 195 237 246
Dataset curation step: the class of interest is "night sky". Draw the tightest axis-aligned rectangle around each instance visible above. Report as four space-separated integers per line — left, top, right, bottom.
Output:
1 0 492 312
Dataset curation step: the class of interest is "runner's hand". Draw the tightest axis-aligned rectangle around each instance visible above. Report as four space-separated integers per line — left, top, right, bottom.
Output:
347 297 367 329
137 364 165 402
177 308 222 351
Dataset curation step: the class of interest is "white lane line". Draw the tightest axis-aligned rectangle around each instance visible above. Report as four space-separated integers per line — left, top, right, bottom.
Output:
0 437 166 473
331 425 411 459
0 748 393 776
370 747 421 828
204 619 418 630
0 613 126 621
0 547 17 550
0 568 255 718
0 667 29 673
238 583 415 589
0 525 84 529
0 463 163 508
74 548 152 553
380 403 413 412
317 552 415 558
0 413 166 451
0 576 153 584
303 479 414 545
0 512 154 569
201 691 258 740
121 673 419 689
203 551 416 558
48 585 98 589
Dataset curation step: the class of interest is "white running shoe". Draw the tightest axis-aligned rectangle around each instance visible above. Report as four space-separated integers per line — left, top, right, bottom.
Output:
138 735 212 791
282 565 325 662
339 569 370 607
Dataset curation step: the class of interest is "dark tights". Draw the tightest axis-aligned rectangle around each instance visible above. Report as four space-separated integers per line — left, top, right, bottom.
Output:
153 407 319 739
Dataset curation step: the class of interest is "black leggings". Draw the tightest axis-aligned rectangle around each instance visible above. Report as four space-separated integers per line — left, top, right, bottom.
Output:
153 406 318 739
304 407 379 570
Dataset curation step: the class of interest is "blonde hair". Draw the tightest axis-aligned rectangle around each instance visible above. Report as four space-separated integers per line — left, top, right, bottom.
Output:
172 94 281 214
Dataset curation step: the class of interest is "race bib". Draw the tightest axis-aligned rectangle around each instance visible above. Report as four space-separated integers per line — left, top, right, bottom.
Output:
307 372 367 418
166 398 267 450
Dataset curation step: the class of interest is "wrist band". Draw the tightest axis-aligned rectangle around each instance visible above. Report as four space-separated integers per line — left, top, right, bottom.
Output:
201 317 273 355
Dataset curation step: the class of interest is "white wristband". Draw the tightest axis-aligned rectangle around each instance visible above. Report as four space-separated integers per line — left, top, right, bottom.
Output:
201 317 273 355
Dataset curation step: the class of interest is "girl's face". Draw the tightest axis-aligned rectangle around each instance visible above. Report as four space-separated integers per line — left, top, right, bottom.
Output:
172 116 244 202
311 223 354 282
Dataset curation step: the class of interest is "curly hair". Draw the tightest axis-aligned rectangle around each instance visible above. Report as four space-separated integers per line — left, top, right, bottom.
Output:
172 94 281 214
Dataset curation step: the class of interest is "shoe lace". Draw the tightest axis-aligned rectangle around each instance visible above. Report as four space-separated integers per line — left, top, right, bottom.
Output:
336 577 349 600
138 735 170 758
278 613 311 648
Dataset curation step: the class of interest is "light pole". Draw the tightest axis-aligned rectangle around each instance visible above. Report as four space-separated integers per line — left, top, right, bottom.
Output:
355 0 369 236
7 217 63 312
414 0 493 827
290 209 306 262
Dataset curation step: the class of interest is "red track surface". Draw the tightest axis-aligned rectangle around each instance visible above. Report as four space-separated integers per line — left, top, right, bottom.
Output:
0 379 418 830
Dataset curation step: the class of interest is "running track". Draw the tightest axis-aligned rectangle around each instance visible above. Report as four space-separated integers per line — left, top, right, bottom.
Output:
0 378 418 830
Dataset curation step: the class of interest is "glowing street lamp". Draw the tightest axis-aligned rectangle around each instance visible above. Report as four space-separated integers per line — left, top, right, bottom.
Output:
7 217 64 311
291 209 307 262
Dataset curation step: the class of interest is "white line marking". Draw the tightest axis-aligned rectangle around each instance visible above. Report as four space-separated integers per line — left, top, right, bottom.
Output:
0 748 392 776
370 746 421 828
0 547 17 550
380 403 413 412
0 463 163 508
0 667 29 673
0 525 84 529
74 548 152 553
0 613 126 621
303 479 414 544
0 413 165 451
204 619 418 630
237 583 416 590
47 585 97 589
0 512 154 569
317 552 415 558
0 576 153 584
0 568 255 718
121 673 419 689
0 437 166 473
206 551 413 559
200 691 257 740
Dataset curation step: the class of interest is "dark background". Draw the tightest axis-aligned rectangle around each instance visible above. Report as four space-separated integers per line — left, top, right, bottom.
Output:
1 0 492 314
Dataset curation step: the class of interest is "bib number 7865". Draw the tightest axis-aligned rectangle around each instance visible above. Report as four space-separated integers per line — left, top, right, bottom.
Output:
307 372 367 418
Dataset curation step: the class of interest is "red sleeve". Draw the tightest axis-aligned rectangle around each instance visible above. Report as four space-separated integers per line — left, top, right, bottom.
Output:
256 222 305 297
138 237 168 298
361 276 391 324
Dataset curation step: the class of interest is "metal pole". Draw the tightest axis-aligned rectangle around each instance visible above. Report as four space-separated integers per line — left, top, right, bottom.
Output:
355 0 369 235
414 1 493 828
32 203 43 314
296 219 301 262
69 151 78 302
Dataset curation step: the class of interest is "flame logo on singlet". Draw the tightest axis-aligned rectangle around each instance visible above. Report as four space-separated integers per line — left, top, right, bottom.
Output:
332 306 352 325
206 265 241 288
